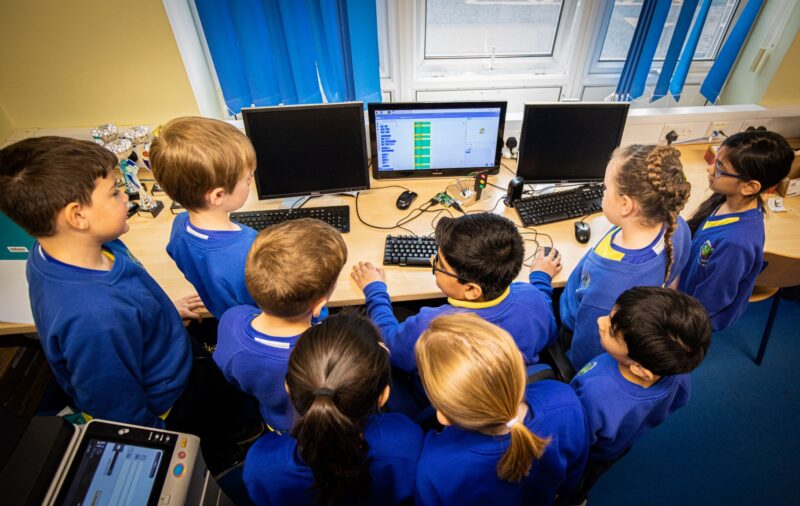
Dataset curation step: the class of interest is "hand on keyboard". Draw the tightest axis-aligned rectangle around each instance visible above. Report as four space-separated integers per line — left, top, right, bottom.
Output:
351 261 386 291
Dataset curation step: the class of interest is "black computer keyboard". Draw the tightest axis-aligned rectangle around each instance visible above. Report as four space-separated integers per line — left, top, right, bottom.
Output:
514 184 603 226
231 205 350 233
383 235 437 266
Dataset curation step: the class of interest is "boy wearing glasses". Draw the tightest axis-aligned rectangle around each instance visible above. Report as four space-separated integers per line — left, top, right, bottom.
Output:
351 213 560 375
213 218 347 432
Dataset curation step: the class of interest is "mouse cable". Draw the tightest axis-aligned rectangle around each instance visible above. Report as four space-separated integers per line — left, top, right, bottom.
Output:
466 195 505 215
500 162 516 176
354 190 433 235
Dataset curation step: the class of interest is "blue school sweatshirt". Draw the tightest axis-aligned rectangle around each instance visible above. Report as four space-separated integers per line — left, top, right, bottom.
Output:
415 380 589 506
243 413 424 506
679 206 764 331
166 213 257 319
570 353 691 462
560 219 691 369
27 240 191 428
213 304 300 431
363 273 557 373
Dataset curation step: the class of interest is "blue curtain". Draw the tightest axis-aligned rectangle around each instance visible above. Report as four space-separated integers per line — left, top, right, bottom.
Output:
614 0 672 101
669 0 712 101
651 0 700 102
701 0 765 104
194 0 382 114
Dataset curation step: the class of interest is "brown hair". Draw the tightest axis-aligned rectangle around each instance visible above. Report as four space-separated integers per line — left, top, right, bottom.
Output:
0 136 116 237
416 313 550 482
288 312 391 505
245 218 347 317
148 116 256 211
614 144 691 285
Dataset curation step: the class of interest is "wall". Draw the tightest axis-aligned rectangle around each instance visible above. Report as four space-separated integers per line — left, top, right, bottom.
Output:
0 0 199 129
0 104 13 142
761 32 800 106
720 1 800 105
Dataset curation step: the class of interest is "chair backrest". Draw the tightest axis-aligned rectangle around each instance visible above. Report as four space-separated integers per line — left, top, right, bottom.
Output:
755 252 800 289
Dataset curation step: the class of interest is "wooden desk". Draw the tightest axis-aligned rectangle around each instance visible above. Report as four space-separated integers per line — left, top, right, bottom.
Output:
2 144 797 334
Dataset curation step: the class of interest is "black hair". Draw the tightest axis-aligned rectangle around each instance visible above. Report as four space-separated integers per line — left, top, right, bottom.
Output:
0 136 116 237
287 312 391 505
610 287 712 376
434 213 524 300
687 130 794 234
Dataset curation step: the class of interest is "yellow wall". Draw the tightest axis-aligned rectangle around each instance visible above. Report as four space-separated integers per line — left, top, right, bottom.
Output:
0 0 199 129
0 104 13 142
761 32 800 106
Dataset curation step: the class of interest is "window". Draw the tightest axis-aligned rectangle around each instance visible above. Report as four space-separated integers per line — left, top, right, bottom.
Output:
424 0 565 58
599 0 739 61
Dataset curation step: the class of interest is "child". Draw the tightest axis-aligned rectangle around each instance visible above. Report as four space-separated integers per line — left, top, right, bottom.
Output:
148 117 262 319
213 218 347 432
0 137 197 428
415 313 589 505
680 130 794 331
567 286 712 503
244 313 423 505
351 212 560 374
552 144 692 370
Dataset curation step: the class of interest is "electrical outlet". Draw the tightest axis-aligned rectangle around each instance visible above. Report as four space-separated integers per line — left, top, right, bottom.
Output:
659 123 707 143
740 119 772 132
706 120 741 138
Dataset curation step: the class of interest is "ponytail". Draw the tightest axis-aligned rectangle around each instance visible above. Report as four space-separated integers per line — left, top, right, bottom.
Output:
498 420 550 482
416 313 551 483
287 313 391 505
687 193 725 234
616 144 690 286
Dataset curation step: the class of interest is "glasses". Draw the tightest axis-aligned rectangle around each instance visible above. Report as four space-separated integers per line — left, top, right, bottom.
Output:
714 158 749 180
430 253 468 283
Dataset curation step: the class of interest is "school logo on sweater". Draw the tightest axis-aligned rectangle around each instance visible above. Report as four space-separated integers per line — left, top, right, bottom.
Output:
580 269 591 289
698 240 714 267
577 361 597 376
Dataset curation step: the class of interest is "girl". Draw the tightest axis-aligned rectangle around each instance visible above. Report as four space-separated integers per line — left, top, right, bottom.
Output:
548 144 692 370
243 313 423 506
680 130 794 331
415 313 588 506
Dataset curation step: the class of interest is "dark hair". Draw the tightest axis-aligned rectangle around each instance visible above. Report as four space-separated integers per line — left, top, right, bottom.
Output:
287 313 391 505
434 213 524 300
0 136 116 237
688 130 794 234
610 287 712 376
615 144 691 285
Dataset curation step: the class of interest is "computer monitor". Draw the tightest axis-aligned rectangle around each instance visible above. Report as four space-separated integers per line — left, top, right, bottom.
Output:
516 102 629 184
368 101 507 179
241 102 370 199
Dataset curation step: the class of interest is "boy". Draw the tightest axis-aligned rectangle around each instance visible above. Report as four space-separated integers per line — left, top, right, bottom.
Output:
148 117 261 319
0 137 195 428
351 213 560 374
213 218 347 432
566 286 712 502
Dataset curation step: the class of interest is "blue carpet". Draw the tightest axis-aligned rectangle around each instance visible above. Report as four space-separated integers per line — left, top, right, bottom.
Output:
590 298 800 505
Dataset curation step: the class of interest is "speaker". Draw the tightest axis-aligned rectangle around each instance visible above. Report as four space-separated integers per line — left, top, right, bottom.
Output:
504 176 524 207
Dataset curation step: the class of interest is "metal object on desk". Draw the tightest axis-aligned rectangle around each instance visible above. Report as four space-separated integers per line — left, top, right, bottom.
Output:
122 126 151 169
90 123 118 145
105 139 164 218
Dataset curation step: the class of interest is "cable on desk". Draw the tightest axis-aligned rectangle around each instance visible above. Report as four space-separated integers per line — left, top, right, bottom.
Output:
501 162 516 176
354 189 430 236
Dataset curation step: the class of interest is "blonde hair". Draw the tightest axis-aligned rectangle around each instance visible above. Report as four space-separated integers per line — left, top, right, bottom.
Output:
148 116 256 211
613 144 691 285
415 313 550 482
245 218 347 317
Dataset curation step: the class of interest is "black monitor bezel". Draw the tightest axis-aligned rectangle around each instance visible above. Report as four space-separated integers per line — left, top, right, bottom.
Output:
368 101 507 179
516 102 629 184
242 102 371 200
54 421 176 506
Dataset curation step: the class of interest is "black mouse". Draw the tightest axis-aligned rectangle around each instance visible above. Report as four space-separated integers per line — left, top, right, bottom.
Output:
574 221 591 244
396 190 418 210
541 246 559 258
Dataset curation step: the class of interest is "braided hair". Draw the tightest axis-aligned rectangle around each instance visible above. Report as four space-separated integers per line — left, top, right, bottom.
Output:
615 144 691 285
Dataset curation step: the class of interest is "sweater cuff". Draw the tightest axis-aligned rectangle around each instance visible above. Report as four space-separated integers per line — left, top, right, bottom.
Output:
363 280 389 298
529 271 553 285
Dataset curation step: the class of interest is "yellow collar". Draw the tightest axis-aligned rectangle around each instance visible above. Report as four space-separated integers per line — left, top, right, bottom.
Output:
448 286 511 309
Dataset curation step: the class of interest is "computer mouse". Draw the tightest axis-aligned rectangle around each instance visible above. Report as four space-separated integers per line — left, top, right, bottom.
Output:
541 247 559 258
396 190 418 210
574 221 591 244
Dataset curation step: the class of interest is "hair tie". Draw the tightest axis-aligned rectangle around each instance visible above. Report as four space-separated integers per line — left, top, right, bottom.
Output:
313 388 336 399
505 416 519 429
